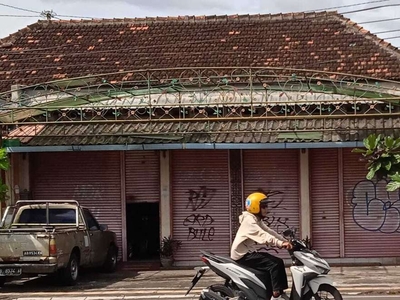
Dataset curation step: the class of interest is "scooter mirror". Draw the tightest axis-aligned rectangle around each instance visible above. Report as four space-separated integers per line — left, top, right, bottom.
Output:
282 228 293 237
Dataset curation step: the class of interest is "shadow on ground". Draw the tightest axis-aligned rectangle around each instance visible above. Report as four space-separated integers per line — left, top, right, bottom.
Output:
0 267 139 293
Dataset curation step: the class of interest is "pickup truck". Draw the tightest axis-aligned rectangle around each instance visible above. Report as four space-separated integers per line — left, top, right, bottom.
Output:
0 200 118 286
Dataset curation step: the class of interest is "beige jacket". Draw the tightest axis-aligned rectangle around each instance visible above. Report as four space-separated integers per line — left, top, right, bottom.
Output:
230 211 286 260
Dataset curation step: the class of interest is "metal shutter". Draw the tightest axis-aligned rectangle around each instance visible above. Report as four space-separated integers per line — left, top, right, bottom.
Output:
310 149 340 258
343 149 400 257
125 151 160 203
31 151 122 256
243 149 300 259
172 150 230 265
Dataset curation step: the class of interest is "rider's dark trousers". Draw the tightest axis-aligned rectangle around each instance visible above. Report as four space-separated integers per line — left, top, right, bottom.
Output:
236 251 288 293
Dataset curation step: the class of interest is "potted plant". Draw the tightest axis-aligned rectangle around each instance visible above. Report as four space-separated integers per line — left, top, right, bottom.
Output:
159 235 182 268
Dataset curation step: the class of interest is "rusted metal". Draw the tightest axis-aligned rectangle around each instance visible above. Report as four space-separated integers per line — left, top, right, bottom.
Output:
0 67 399 126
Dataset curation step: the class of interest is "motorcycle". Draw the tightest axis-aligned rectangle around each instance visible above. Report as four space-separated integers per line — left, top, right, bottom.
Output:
186 228 342 300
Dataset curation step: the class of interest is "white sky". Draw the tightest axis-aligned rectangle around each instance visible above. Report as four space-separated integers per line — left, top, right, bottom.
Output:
0 0 400 47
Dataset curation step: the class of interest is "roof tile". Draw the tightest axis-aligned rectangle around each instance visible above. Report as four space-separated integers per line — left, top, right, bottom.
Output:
1 11 400 92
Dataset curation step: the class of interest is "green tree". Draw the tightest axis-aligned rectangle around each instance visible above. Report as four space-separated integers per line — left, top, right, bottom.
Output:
0 148 9 202
352 134 400 191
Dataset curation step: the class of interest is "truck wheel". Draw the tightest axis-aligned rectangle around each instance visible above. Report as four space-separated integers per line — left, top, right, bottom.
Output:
103 245 118 273
59 253 79 285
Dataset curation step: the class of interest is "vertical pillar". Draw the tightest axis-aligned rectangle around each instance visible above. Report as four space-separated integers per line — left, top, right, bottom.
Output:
300 149 311 239
229 150 243 244
338 148 345 257
160 150 171 239
120 151 127 262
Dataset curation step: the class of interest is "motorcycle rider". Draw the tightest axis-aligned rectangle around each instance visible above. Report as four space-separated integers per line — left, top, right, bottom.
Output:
230 192 293 300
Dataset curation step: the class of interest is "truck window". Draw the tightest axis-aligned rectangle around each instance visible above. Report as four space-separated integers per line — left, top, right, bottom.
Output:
18 208 77 224
83 209 100 231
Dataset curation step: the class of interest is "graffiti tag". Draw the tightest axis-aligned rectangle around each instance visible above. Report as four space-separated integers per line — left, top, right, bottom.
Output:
186 186 216 211
183 187 216 241
351 180 400 233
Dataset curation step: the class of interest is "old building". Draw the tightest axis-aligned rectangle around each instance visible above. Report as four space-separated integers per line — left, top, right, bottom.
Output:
1 11 400 266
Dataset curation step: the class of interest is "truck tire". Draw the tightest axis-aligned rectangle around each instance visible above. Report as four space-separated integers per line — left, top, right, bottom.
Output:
103 245 118 273
58 252 79 285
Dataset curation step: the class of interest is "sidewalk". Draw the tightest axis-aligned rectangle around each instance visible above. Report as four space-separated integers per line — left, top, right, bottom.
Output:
2 265 400 299
131 265 400 295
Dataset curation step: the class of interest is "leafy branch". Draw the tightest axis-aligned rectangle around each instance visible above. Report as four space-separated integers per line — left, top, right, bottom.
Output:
0 148 9 203
352 134 400 191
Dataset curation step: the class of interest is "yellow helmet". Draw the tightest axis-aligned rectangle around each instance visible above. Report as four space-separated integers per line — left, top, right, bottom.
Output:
245 192 268 214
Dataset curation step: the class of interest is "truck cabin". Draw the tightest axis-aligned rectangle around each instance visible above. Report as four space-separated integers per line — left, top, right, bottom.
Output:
7 204 85 228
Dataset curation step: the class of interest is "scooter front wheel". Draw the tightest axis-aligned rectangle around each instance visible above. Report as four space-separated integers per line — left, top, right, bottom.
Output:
304 283 343 300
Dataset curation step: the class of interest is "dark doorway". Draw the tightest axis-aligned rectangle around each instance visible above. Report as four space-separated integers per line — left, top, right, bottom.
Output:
126 202 160 260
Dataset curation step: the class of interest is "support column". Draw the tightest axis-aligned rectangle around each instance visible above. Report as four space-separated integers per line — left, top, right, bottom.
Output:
160 150 171 239
120 151 127 262
300 149 311 239
229 149 243 244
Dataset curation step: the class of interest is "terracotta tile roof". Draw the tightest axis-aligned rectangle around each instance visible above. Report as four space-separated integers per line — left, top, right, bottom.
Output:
5 117 400 146
1 11 400 93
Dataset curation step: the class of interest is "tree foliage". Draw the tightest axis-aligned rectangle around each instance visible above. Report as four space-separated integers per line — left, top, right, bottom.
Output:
0 148 9 203
352 134 400 191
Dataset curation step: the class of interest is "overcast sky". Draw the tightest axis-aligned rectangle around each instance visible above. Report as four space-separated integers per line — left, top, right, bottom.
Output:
0 0 400 47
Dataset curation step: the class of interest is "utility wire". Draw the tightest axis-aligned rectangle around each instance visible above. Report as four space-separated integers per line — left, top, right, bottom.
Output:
384 35 400 40
373 29 400 34
0 14 39 17
341 3 400 14
56 14 97 19
307 0 389 12
0 2 41 14
359 17 400 24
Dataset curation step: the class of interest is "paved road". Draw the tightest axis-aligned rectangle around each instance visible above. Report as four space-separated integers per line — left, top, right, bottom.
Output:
2 295 400 300
0 268 399 300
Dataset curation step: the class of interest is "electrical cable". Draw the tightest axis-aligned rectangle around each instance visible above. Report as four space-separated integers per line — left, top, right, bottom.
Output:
0 2 41 14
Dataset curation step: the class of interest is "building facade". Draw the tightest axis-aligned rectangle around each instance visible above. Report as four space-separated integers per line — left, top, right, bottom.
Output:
1 11 400 266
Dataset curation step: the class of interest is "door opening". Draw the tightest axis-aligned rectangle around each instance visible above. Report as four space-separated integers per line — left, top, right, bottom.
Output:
126 202 160 260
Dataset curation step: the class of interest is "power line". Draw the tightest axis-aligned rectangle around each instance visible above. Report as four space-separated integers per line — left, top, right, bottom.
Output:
307 0 389 12
56 14 97 19
373 29 400 34
384 35 400 40
341 3 400 14
0 14 39 17
359 17 400 24
0 2 40 14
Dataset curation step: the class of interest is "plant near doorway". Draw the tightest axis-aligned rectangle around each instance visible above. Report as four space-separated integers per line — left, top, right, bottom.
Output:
159 235 182 268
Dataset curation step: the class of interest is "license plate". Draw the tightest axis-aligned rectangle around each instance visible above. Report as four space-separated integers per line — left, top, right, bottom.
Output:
0 267 22 276
23 250 42 256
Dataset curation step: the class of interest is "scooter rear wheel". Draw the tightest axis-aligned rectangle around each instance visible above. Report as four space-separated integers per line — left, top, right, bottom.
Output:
304 284 343 300
202 284 235 299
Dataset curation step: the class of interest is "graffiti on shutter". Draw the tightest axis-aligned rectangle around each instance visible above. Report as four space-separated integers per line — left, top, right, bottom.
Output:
72 184 104 218
183 186 216 241
350 179 400 234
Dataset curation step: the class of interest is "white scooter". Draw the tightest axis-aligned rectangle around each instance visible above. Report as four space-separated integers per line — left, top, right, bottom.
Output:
186 228 342 300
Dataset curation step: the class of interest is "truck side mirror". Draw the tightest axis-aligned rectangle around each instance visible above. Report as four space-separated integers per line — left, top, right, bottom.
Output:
99 224 108 231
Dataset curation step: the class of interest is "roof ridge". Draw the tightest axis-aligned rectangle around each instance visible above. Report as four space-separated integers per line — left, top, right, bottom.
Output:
41 10 338 24
333 13 400 57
